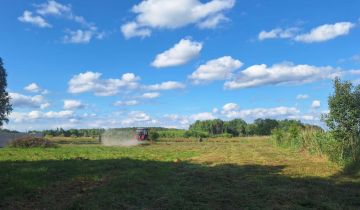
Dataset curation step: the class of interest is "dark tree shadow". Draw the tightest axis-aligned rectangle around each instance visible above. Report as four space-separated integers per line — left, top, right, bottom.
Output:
0 158 359 210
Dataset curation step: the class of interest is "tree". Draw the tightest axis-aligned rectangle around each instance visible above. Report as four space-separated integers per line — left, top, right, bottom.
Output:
225 119 247 136
253 118 279 136
324 78 360 162
0 58 12 127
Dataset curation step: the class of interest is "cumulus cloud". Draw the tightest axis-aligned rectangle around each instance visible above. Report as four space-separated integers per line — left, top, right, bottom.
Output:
224 62 338 89
19 0 104 44
121 111 154 125
189 56 243 83
36 0 71 16
18 10 52 28
163 114 190 126
259 21 355 43
10 93 49 109
63 100 84 109
258 27 299 40
141 92 160 99
24 83 48 94
296 94 309 100
121 22 151 39
10 110 74 123
24 83 41 93
68 71 140 96
191 112 216 121
221 102 300 119
311 100 321 109
63 29 94 44
151 38 203 68
121 0 235 38
295 22 355 43
146 81 185 91
114 100 139 106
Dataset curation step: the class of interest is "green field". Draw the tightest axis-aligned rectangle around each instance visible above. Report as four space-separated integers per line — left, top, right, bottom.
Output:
1 137 359 209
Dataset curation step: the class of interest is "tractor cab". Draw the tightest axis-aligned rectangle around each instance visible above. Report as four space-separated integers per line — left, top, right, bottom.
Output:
135 128 148 141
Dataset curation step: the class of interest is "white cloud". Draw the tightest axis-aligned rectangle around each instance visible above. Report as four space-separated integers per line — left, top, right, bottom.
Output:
10 92 48 109
68 71 140 96
296 94 309 100
259 22 355 43
191 112 215 121
141 92 160 99
121 0 235 38
24 83 41 93
221 102 300 119
163 114 189 126
197 13 228 29
63 30 93 44
121 111 152 125
40 103 51 109
63 100 84 109
10 110 74 123
189 56 243 83
36 0 71 16
258 28 299 40
121 22 151 39
24 83 49 94
152 38 203 68
114 100 139 106
146 81 185 91
311 100 321 109
224 62 338 89
18 10 52 28
295 22 355 43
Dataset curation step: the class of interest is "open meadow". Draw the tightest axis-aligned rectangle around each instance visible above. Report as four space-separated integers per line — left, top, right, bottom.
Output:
1 137 359 210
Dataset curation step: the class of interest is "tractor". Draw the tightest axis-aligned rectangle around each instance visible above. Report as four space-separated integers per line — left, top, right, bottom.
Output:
135 128 149 141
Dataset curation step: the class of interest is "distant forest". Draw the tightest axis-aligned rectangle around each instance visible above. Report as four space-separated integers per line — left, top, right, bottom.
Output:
26 118 321 138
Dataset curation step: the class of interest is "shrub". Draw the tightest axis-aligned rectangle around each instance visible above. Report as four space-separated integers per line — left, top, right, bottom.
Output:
148 130 160 141
183 130 209 138
271 126 346 165
8 136 56 148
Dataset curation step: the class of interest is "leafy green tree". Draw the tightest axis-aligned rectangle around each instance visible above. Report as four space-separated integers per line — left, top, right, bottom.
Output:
253 118 279 136
225 119 247 136
0 58 12 127
324 78 360 162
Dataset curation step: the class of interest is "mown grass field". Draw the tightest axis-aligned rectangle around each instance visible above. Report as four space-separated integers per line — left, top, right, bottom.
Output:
0 137 359 209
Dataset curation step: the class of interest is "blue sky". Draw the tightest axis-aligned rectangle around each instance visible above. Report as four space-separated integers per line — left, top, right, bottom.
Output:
1 0 360 131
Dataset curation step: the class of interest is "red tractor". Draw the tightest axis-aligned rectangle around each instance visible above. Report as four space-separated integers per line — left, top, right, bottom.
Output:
135 128 149 141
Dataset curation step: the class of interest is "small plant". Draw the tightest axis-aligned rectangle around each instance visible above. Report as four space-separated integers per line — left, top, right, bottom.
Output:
8 136 56 148
148 130 160 141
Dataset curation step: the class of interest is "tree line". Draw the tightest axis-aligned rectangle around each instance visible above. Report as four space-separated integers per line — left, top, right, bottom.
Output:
30 128 106 138
187 118 320 137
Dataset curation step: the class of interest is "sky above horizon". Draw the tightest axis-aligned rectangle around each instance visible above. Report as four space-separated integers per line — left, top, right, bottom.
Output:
1 0 360 131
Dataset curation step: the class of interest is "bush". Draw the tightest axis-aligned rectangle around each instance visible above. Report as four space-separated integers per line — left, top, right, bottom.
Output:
148 130 160 141
271 126 346 165
8 136 56 148
183 130 209 138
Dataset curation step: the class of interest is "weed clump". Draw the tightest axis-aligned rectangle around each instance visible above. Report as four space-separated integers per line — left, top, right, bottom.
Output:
8 136 56 148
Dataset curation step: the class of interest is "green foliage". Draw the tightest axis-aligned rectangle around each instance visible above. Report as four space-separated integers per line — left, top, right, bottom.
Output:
188 118 288 137
183 130 209 138
0 58 12 127
148 130 160 141
225 119 247 136
272 125 345 164
34 128 105 138
157 129 186 138
323 78 360 163
8 136 56 148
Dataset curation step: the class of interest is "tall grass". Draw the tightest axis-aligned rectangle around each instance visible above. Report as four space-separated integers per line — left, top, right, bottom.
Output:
271 126 345 164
